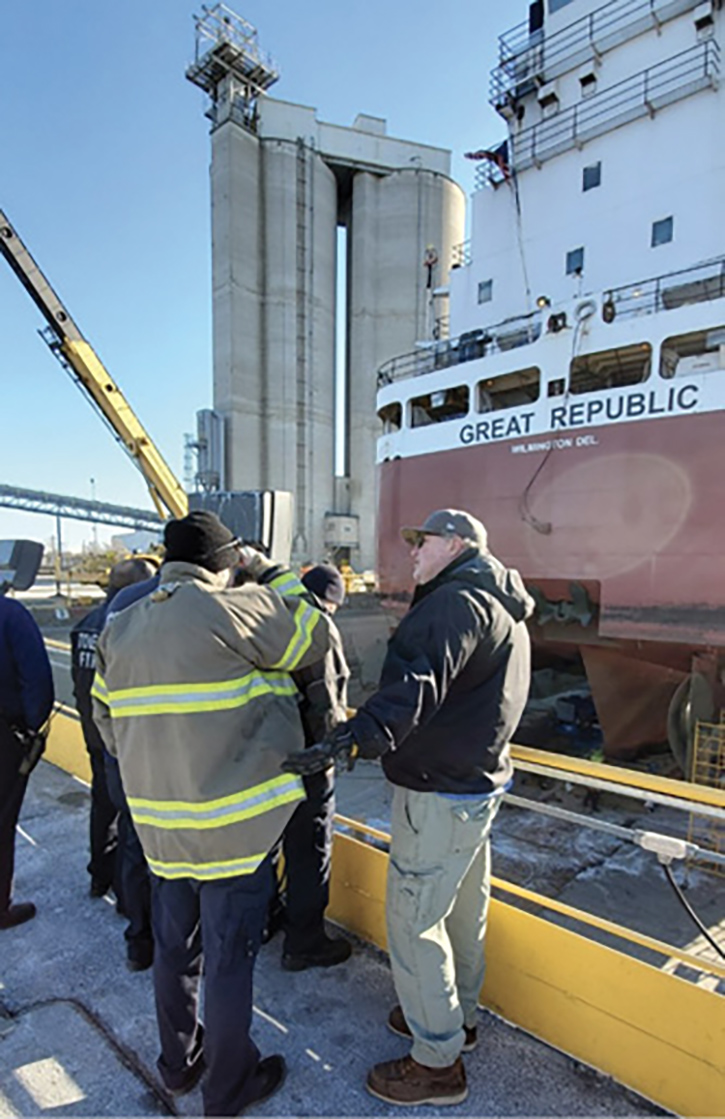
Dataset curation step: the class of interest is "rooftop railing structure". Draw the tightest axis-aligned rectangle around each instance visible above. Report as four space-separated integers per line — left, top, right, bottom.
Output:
186 3 279 127
377 312 543 387
490 0 708 107
509 40 719 171
607 255 725 318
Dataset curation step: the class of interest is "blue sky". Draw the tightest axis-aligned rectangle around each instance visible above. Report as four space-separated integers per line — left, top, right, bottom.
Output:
0 0 506 551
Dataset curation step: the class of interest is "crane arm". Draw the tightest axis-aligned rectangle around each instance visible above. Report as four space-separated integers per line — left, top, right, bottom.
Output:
0 209 188 521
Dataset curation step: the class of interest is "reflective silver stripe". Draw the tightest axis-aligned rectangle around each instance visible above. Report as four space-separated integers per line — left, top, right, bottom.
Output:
128 775 304 830
91 671 108 702
272 600 319 672
146 852 266 880
268 571 306 597
107 672 296 718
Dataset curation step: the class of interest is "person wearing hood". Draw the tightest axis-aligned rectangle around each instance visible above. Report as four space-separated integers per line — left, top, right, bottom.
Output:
284 508 533 1108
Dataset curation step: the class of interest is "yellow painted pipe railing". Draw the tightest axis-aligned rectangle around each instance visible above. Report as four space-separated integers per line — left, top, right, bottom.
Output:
44 706 724 1116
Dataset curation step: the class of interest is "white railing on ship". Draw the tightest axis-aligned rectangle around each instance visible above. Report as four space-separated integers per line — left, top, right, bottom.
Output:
490 0 706 105
377 312 543 387
509 40 719 172
607 255 725 318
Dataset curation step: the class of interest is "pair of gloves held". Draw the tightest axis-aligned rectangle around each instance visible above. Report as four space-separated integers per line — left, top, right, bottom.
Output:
282 724 358 777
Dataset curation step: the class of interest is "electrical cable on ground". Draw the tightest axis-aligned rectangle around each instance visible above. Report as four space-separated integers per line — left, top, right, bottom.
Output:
662 862 725 962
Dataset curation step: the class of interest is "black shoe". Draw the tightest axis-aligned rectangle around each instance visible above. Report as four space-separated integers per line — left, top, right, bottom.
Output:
282 935 352 971
126 942 154 972
89 879 110 899
239 1055 286 1114
0 902 36 930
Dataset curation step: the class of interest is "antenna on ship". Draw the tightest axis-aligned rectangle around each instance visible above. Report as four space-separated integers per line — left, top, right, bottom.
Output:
186 4 280 129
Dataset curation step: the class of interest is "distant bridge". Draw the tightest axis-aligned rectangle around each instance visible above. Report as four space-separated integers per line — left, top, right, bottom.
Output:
0 485 163 533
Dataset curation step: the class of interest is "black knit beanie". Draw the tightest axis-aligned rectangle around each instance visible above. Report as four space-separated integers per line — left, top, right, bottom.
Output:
163 511 238 573
301 564 345 607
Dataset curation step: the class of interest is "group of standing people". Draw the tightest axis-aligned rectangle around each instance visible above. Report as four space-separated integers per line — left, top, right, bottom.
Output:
2 503 532 1116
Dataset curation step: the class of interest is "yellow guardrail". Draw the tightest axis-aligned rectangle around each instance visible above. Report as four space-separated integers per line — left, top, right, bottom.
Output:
43 704 724 1116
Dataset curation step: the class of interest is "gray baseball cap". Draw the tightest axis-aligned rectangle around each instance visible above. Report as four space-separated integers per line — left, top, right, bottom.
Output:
401 509 488 551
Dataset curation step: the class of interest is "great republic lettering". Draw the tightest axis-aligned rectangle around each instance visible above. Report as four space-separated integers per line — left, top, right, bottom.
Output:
457 383 700 447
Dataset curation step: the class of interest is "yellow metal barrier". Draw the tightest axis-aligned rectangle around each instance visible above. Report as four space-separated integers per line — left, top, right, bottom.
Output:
45 704 91 784
46 708 724 1116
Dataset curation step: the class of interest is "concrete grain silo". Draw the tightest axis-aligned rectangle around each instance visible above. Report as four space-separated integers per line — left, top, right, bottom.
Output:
188 6 464 568
348 169 465 567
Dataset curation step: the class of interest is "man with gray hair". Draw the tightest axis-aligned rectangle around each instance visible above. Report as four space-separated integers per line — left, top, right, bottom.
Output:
285 508 533 1107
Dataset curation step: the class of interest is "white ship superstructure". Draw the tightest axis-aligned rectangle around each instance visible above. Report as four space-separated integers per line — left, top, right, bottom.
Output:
375 0 725 759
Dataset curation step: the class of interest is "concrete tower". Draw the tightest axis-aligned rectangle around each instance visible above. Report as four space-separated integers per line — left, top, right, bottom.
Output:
187 6 465 568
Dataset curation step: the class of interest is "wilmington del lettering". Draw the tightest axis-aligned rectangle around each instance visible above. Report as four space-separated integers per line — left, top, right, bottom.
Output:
458 382 699 447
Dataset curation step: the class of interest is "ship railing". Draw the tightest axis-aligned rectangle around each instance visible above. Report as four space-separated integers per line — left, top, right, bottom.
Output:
510 39 719 172
450 239 472 268
433 314 450 341
474 158 509 192
377 312 542 387
490 0 706 106
607 255 725 319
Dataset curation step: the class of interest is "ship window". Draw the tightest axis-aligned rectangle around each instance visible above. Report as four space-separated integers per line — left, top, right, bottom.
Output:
582 163 601 191
652 216 674 247
569 344 651 394
660 328 725 379
566 246 584 275
409 385 469 427
478 279 493 304
549 0 575 11
477 367 540 412
579 72 597 98
377 402 402 433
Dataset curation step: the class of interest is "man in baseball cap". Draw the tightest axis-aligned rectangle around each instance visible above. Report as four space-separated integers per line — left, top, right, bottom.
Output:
400 508 488 554
285 508 533 1106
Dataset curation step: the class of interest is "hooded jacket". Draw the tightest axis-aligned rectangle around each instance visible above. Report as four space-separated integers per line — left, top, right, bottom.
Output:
349 548 534 795
91 561 330 881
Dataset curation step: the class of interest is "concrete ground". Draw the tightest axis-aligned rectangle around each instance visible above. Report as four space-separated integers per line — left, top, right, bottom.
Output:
0 762 665 1118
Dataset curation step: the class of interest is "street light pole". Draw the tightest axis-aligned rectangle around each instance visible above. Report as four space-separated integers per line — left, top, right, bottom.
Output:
90 477 98 550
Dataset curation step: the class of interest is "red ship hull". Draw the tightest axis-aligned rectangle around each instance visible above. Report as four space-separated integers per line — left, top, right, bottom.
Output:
377 411 724 756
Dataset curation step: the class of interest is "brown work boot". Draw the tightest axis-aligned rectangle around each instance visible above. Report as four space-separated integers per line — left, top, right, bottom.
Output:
367 1054 467 1106
388 1004 478 1052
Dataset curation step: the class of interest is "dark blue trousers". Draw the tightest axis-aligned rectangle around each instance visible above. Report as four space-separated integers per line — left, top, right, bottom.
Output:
104 752 152 963
0 725 27 913
282 767 335 953
151 858 274 1117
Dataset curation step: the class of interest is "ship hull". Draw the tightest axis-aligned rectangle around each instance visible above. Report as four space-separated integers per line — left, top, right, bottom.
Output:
377 410 724 755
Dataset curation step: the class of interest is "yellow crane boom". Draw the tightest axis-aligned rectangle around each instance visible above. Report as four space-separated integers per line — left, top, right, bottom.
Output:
0 209 189 520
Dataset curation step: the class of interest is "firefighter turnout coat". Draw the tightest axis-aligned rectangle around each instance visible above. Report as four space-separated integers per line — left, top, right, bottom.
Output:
91 561 330 882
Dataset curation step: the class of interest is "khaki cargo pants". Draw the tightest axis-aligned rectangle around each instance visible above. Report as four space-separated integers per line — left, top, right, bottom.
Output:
386 785 501 1068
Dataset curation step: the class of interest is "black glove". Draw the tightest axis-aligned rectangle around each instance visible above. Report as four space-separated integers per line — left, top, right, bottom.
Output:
282 724 358 777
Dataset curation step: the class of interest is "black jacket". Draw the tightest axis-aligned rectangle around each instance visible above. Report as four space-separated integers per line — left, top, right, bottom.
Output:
71 597 113 752
292 601 350 747
350 548 533 794
0 597 54 732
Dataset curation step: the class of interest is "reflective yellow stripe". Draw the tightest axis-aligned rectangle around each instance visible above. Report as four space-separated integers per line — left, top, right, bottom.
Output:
271 600 319 672
91 671 108 702
147 852 267 880
106 671 296 718
128 774 304 830
268 570 306 597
